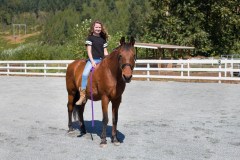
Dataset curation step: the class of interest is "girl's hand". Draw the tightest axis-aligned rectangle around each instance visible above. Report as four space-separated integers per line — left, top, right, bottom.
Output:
91 61 96 68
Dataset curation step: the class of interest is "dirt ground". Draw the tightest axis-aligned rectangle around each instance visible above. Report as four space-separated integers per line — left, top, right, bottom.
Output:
0 76 240 160
3 32 40 44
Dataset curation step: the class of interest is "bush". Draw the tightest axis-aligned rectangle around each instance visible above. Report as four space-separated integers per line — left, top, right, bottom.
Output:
0 43 72 60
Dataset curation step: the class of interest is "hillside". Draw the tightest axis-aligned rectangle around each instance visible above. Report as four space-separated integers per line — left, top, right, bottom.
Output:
0 0 239 58
3 32 40 44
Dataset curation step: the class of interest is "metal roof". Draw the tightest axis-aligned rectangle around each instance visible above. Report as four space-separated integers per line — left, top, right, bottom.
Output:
134 42 195 50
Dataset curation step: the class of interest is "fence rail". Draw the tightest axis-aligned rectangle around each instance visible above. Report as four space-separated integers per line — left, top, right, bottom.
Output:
0 59 240 83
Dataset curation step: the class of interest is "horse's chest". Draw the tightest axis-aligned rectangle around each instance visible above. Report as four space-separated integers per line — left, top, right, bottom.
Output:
108 83 125 98
87 74 125 100
93 84 124 99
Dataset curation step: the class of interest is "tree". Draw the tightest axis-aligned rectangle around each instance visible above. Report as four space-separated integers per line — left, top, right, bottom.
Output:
41 8 81 45
127 0 150 39
146 0 240 56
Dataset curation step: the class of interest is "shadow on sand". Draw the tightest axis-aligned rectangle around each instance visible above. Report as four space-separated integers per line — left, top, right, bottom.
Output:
72 120 125 143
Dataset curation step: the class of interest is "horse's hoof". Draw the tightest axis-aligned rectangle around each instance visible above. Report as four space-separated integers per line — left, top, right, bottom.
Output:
100 143 107 148
111 136 120 146
113 141 120 146
67 129 74 134
111 139 120 146
81 130 86 135
100 140 107 148
80 128 86 135
67 127 74 134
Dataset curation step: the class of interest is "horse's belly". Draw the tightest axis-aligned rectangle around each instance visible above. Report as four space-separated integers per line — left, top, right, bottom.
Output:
86 82 125 101
86 90 101 101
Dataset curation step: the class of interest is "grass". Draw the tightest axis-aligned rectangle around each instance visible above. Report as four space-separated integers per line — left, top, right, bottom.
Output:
0 32 76 60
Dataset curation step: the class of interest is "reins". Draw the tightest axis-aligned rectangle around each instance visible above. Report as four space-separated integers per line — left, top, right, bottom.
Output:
90 67 95 127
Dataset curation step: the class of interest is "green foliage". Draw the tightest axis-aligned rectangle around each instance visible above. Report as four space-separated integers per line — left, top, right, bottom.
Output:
41 8 81 45
127 0 150 39
0 41 71 60
146 0 240 56
67 19 91 59
108 31 124 52
0 0 239 60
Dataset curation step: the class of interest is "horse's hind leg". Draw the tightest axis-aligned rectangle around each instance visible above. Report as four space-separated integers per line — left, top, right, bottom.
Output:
67 94 75 132
111 96 121 145
77 102 87 135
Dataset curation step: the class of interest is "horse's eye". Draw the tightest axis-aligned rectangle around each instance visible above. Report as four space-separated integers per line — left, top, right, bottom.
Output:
118 55 122 61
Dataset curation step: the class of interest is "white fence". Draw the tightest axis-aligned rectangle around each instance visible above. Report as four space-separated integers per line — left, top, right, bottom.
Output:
0 59 240 83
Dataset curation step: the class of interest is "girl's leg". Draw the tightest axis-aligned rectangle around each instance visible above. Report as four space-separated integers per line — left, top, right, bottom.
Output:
81 60 93 89
76 59 102 105
76 60 92 105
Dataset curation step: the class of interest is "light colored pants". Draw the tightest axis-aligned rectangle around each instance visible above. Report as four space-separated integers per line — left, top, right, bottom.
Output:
81 59 102 89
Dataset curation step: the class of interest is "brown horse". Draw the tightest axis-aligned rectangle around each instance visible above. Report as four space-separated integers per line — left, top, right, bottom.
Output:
66 37 135 147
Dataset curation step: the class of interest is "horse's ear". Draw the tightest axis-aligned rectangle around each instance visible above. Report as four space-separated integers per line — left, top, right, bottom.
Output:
120 37 125 45
130 36 135 46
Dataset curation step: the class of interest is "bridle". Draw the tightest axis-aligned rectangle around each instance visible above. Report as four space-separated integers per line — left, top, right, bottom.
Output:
115 42 135 71
121 63 134 70
117 52 135 71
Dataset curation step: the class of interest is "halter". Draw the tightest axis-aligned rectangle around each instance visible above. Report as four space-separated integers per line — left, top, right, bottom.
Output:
121 63 134 70
118 52 135 71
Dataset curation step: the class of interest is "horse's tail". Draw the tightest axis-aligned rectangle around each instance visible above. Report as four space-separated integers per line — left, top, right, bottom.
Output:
66 59 85 121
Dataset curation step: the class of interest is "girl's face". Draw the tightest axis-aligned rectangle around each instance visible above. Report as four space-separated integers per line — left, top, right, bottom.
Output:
93 23 102 35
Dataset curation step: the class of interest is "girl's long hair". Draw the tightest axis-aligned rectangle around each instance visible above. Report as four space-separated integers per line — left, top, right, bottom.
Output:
88 20 108 40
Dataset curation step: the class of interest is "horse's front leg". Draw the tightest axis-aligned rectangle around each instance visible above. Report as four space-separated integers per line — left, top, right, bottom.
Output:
100 95 109 147
111 96 121 145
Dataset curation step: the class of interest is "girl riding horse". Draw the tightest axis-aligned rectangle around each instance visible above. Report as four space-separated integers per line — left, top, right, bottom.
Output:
66 37 135 147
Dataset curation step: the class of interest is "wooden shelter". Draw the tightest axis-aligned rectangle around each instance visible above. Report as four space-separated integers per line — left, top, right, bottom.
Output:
134 42 195 59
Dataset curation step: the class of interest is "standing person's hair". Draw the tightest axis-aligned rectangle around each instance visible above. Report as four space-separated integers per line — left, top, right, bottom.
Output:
89 20 108 40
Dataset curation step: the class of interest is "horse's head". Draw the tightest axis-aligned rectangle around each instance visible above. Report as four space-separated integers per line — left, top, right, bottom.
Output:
118 37 135 83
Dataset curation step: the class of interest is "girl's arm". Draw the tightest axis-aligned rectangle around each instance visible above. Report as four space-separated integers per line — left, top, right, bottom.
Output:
87 45 96 68
104 48 108 56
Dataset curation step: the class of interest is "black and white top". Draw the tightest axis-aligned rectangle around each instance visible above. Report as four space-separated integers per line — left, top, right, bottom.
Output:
85 35 108 59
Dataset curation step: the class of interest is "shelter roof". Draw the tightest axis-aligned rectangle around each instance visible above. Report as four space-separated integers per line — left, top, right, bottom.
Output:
134 42 195 50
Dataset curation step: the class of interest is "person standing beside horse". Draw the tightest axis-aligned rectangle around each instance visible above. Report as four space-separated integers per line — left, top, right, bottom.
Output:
76 20 109 105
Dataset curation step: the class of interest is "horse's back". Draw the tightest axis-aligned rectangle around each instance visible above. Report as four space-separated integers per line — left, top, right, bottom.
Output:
66 59 86 94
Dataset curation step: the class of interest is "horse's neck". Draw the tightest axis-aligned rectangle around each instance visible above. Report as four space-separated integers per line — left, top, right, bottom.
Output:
103 51 121 77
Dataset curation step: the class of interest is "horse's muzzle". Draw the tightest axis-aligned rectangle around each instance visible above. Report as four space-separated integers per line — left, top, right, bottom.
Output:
121 63 134 83
123 74 132 83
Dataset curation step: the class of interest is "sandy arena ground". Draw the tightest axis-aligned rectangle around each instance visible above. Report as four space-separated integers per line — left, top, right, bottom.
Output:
0 76 239 160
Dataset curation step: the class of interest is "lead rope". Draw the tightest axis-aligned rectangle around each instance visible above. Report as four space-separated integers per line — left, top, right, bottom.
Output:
90 67 94 127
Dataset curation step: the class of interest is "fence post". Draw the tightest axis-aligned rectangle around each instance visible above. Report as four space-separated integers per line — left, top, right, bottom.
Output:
181 63 184 77
230 60 233 77
24 63 27 74
147 63 150 81
218 59 221 83
58 64 60 73
224 61 227 77
7 63 10 76
44 63 47 77
187 60 190 77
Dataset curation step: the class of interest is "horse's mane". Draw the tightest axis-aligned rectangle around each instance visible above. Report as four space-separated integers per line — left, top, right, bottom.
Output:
101 42 134 65
104 45 120 60
107 43 133 58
